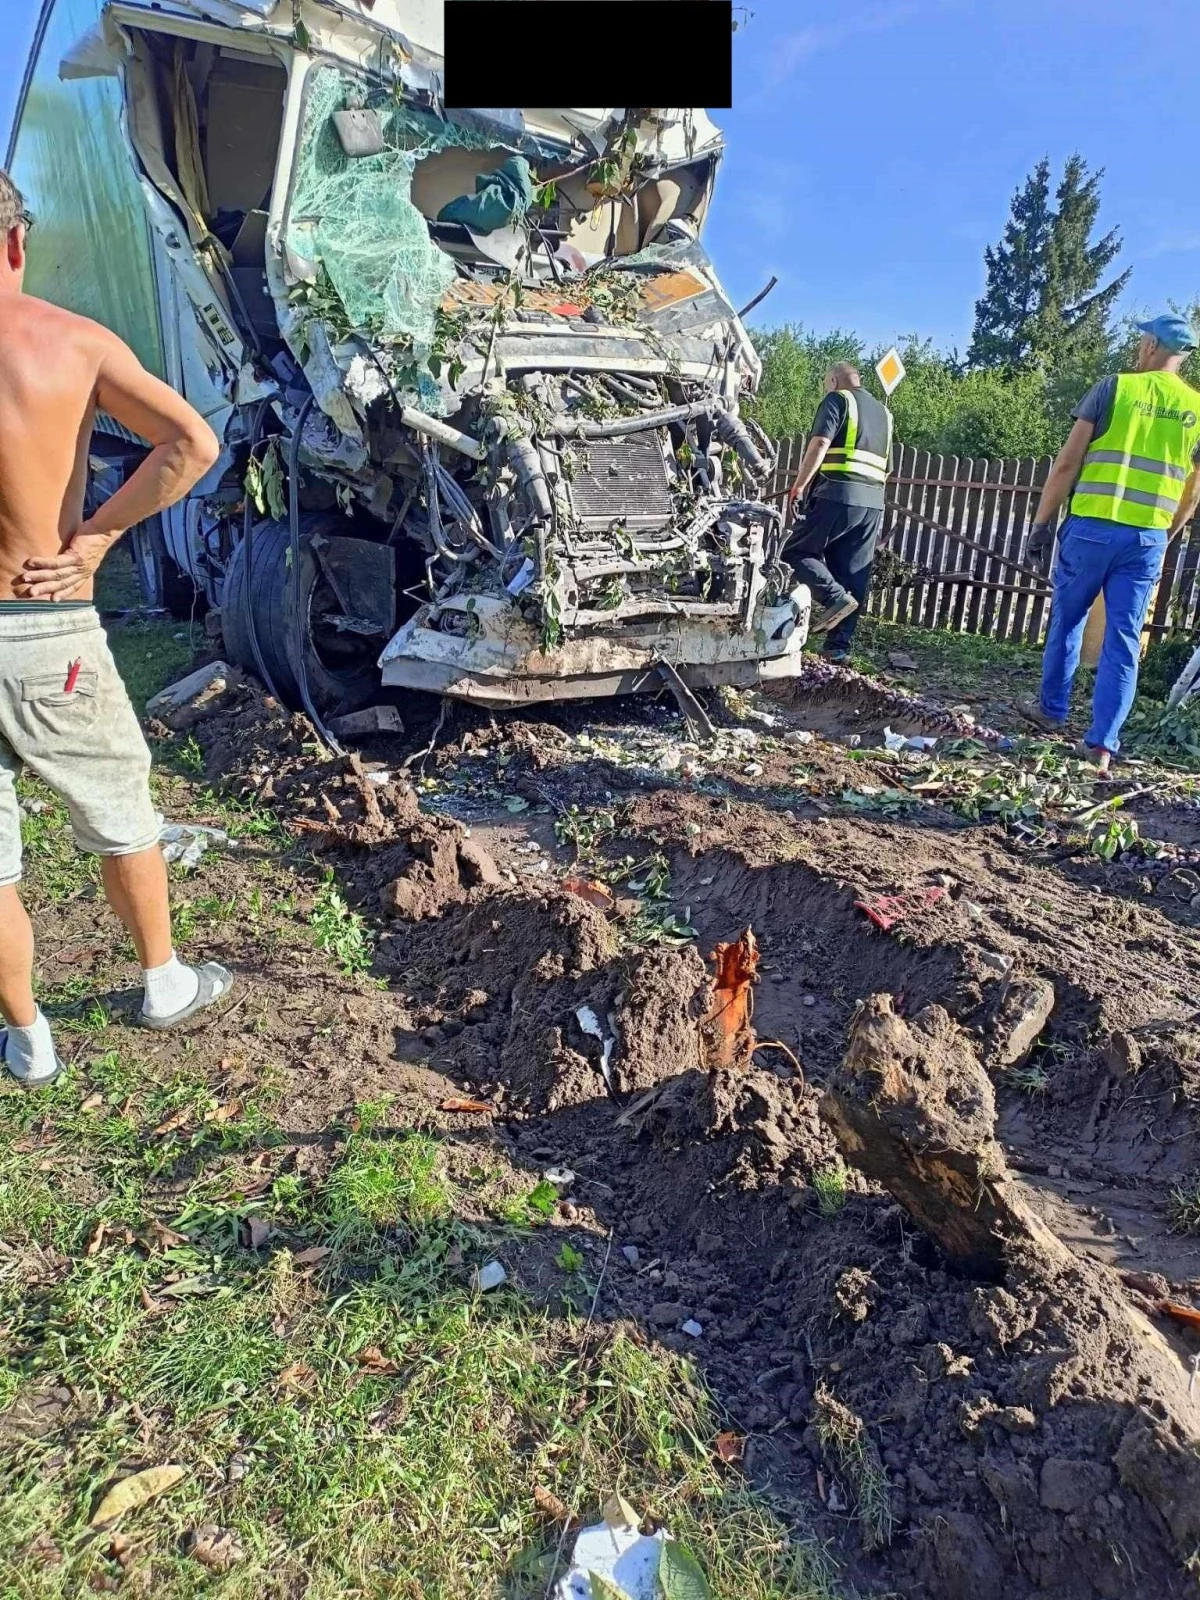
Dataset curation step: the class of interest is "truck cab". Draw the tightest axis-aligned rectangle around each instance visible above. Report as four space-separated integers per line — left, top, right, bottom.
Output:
10 0 808 716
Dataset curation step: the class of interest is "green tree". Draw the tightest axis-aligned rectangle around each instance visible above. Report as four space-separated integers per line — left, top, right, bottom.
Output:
744 324 863 439
750 327 1059 461
966 158 1054 370
968 154 1129 372
1027 155 1130 368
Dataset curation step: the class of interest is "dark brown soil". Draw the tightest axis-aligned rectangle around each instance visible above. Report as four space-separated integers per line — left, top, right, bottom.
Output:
46 661 1200 1599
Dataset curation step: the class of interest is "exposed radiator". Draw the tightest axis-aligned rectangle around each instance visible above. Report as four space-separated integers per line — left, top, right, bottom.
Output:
565 433 675 532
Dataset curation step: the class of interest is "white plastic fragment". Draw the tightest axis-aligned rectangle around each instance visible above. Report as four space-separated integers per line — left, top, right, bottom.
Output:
576 1006 605 1042
553 1519 667 1600
159 822 229 870
681 1319 703 1337
576 1005 617 1092
784 729 814 746
544 1167 576 1194
883 726 939 753
473 1261 507 1292
506 556 536 596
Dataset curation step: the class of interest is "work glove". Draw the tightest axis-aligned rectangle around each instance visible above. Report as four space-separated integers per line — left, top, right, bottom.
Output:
1026 522 1055 576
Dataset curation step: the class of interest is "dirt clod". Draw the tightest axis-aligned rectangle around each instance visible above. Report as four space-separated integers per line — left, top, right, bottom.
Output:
989 975 1056 1069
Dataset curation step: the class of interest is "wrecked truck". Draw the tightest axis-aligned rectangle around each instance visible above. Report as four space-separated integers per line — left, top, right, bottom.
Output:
10 0 808 720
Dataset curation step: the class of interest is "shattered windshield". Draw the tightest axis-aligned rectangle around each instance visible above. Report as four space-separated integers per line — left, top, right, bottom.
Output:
285 67 500 407
284 72 732 416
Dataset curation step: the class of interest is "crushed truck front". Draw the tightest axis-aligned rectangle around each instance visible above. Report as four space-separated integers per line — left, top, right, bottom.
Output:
274 71 807 705
13 0 806 712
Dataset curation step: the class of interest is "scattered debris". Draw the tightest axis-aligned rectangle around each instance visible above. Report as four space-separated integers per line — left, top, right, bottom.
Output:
853 886 946 932
473 1261 507 1292
159 822 229 870
552 1496 711 1600
146 662 237 731
883 725 937 752
327 705 405 738
89 1465 187 1527
184 1526 244 1573
563 876 617 911
700 928 760 1070
575 1005 618 1092
989 976 1056 1070
1159 1300 1200 1334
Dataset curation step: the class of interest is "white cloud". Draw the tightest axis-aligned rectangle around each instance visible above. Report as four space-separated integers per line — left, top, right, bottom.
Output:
1137 233 1200 261
763 1 923 89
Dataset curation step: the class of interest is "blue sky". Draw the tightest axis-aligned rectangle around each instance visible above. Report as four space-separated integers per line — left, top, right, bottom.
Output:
2 0 1197 355
705 0 1200 352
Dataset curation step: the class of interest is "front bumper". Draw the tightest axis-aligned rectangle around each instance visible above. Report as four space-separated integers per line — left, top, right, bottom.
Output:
379 587 812 705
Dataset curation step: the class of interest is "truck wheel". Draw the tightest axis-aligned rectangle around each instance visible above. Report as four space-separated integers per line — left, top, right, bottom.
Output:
222 516 380 718
130 514 204 620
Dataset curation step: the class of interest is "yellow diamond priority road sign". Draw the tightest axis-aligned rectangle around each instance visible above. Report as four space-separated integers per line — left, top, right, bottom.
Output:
875 347 906 396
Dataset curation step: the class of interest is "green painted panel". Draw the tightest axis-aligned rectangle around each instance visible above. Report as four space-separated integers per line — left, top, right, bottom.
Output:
10 0 164 374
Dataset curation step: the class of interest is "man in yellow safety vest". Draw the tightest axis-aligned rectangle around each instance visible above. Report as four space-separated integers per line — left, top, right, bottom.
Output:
784 363 894 657
1024 314 1200 770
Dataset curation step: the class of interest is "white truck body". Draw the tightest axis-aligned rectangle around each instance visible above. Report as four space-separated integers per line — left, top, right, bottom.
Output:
10 0 808 715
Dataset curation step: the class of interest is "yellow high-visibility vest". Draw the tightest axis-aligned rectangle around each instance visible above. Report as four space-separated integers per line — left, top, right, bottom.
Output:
821 388 894 484
1071 371 1200 531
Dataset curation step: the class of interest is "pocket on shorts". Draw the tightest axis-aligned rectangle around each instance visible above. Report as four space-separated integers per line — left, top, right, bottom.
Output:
20 671 100 735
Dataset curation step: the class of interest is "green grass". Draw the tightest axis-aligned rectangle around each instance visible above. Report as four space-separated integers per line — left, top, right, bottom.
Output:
812 1385 893 1554
0 1075 844 1599
14 780 100 904
810 1163 849 1218
107 619 199 717
0 591 849 1597
310 873 374 975
849 614 1043 691
1006 1062 1050 1095
1167 1178 1200 1235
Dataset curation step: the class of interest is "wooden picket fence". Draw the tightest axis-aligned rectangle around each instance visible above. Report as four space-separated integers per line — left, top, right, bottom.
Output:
767 437 1200 645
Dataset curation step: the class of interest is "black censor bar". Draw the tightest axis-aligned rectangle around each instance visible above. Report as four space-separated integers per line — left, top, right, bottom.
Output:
443 2 734 110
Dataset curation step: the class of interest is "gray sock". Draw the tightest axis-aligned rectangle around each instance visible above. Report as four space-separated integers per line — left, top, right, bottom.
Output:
3 1009 58 1085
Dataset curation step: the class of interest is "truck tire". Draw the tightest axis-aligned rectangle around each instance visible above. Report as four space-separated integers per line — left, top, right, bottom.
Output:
130 514 204 619
222 515 380 718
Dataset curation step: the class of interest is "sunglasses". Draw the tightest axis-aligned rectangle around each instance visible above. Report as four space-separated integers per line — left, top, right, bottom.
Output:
20 210 34 234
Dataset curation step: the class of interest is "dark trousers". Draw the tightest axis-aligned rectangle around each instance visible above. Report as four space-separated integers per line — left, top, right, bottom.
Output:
786 499 883 651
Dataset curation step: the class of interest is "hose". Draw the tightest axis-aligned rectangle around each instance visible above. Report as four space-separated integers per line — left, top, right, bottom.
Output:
713 408 772 476
507 434 553 521
287 394 344 757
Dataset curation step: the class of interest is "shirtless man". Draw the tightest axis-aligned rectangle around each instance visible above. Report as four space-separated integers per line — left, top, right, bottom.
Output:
0 168 231 1088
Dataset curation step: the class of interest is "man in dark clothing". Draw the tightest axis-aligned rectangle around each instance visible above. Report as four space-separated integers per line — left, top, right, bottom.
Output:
784 363 894 658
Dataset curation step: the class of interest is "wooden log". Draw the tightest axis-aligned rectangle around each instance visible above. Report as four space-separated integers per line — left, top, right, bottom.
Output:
820 993 1061 1281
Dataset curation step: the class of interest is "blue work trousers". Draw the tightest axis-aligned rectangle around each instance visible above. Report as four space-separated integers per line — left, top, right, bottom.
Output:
1039 513 1167 752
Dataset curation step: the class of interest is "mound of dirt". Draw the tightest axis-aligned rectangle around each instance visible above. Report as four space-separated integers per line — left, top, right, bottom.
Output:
765 653 1003 741
173 670 1200 1599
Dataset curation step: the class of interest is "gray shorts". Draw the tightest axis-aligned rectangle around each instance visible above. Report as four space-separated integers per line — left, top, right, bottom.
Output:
0 606 160 888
